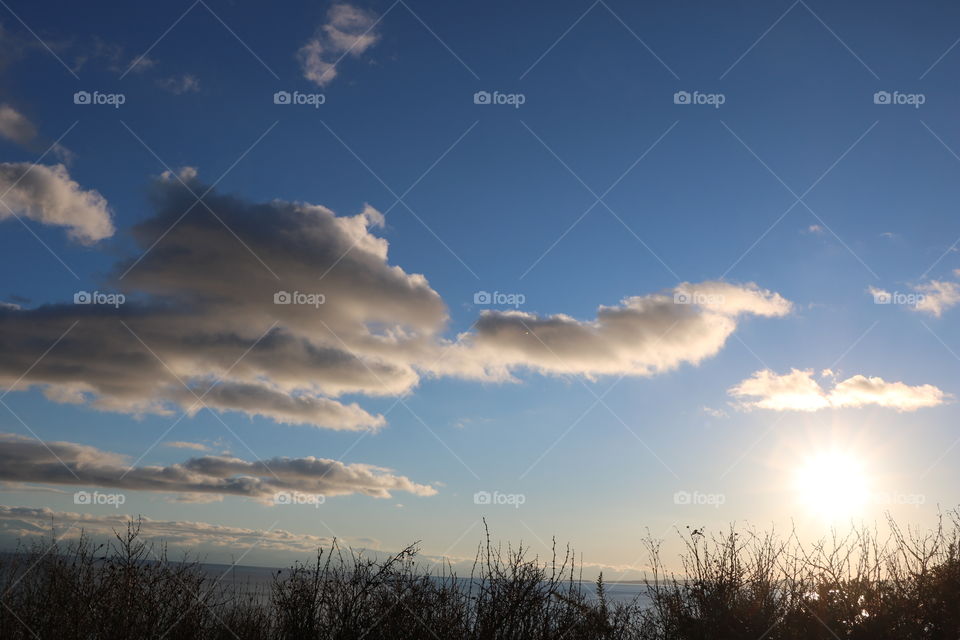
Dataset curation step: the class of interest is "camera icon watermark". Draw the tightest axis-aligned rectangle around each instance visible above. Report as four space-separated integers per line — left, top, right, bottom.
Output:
473 90 526 109
74 290 125 308
274 290 325 308
74 490 126 508
273 491 325 508
473 490 525 509
673 90 725 108
673 490 725 508
73 90 126 108
473 290 525 308
873 90 925 108
273 90 325 108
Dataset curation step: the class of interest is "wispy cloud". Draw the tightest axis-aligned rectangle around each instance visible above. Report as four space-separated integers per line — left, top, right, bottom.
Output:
0 104 37 146
913 273 960 317
157 74 200 94
298 3 381 87
868 270 960 318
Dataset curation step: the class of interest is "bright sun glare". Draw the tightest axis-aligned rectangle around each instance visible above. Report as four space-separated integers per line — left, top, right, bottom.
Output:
793 450 871 521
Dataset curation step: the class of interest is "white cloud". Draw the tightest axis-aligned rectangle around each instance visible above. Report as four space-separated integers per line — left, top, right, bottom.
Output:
829 375 949 411
913 274 960 317
730 368 948 412
0 163 113 242
298 3 380 87
442 281 792 380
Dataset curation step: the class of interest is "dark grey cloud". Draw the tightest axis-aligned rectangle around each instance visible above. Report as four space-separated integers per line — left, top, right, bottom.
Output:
0 168 444 429
0 433 437 500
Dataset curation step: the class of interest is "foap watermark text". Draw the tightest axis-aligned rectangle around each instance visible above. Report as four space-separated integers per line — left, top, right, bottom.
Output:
473 91 526 108
474 290 525 308
74 491 126 508
74 91 126 108
74 291 125 308
273 491 325 508
474 490 525 509
273 90 326 108
674 90 725 108
873 91 925 108
274 291 325 307
674 490 725 508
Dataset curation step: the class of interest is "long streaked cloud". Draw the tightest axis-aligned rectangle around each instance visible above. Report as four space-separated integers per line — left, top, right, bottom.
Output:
729 368 949 412
0 163 113 242
443 281 792 380
0 505 366 553
298 3 381 87
0 433 436 500
164 441 210 451
0 169 791 430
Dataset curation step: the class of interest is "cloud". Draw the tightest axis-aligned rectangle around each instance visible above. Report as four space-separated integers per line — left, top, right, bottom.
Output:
702 406 728 419
164 441 209 451
0 433 436 500
730 368 948 412
0 103 37 146
298 3 380 87
0 169 437 430
869 271 960 317
157 74 200 94
0 504 357 553
913 274 960 317
443 281 791 380
0 104 73 162
0 163 113 242
0 169 791 431
829 375 949 410
127 55 157 74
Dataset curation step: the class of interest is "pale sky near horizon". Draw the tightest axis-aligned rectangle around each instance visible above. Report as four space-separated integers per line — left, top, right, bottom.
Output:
0 0 959 577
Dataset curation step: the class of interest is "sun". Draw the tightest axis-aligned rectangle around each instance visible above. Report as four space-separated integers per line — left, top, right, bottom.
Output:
793 450 871 521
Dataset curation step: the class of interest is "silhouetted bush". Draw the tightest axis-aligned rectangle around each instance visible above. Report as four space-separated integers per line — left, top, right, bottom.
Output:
2 514 959 639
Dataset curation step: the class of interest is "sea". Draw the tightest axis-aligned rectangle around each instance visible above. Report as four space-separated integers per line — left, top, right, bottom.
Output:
207 562 653 606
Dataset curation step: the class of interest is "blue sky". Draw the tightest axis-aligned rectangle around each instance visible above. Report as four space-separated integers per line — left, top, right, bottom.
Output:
0 0 959 576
